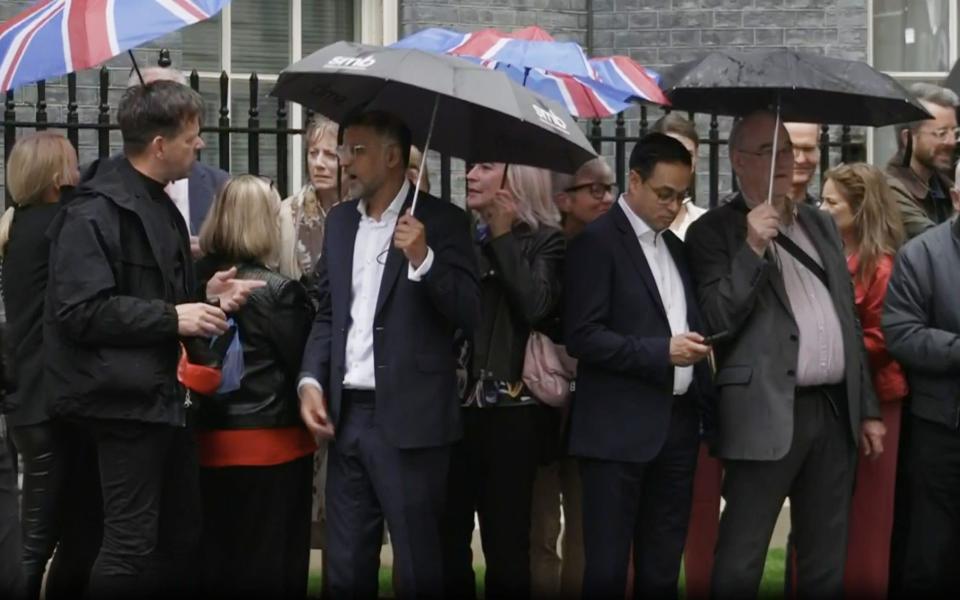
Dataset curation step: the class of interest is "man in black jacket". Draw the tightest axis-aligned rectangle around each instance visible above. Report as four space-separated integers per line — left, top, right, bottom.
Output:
565 133 713 598
882 187 960 595
44 81 260 597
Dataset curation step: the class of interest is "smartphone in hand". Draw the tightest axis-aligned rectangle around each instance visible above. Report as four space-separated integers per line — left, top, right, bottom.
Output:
702 330 730 346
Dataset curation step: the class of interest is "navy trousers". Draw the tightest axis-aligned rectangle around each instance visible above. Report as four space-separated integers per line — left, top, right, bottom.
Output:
323 391 451 600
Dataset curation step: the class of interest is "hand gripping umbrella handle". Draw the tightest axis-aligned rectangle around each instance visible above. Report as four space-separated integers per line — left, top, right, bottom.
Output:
410 94 440 217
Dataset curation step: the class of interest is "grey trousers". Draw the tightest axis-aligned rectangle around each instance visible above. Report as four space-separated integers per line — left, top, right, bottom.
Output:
712 387 856 600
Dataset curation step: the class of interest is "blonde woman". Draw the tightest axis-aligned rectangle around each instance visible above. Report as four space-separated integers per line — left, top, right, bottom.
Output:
0 132 101 600
195 175 316 597
443 163 565 599
279 116 341 282
820 163 907 598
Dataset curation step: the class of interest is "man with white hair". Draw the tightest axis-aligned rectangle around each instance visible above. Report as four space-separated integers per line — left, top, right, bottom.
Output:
128 66 229 257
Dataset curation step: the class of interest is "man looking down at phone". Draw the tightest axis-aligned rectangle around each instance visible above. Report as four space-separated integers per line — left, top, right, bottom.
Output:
685 111 884 599
563 133 714 598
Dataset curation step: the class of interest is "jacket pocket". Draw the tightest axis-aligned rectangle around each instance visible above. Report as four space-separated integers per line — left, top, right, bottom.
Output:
416 353 455 373
715 365 753 387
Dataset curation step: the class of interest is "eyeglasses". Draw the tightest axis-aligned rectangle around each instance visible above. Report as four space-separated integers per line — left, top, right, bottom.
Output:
335 144 367 162
565 182 618 200
738 144 794 160
917 127 959 142
643 181 687 205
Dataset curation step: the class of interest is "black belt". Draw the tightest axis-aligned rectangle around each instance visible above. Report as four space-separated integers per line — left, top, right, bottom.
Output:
342 389 375 405
796 383 845 417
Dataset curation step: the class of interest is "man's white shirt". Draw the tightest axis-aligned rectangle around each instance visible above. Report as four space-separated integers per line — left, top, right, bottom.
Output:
618 195 692 395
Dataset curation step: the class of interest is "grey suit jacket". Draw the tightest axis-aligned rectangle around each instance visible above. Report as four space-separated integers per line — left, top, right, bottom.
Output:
685 194 879 461
187 162 230 234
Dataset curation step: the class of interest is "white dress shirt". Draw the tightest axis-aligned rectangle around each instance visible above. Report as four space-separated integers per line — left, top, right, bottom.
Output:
164 178 191 232
618 196 692 395
299 180 434 394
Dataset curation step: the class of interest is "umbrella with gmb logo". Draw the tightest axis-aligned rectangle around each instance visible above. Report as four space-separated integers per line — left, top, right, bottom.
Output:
271 41 598 211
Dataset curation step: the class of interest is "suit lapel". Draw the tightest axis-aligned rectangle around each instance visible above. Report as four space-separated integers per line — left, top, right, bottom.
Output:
374 187 415 318
612 203 668 321
663 231 700 329
795 206 841 292
334 203 362 312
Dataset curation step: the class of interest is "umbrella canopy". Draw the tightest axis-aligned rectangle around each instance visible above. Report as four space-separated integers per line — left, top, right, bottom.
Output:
660 48 931 126
270 41 597 174
0 0 230 93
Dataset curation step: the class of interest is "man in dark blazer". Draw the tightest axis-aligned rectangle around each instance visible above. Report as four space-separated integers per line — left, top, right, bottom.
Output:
565 133 714 598
685 111 885 599
297 110 480 599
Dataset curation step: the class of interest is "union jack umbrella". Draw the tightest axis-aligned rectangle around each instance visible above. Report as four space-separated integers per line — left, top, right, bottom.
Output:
392 26 668 117
0 0 230 94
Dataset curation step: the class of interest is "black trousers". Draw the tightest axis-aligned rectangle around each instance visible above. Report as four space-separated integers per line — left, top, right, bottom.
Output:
77 417 202 599
897 414 960 596
10 421 102 600
712 387 856 600
324 391 451 600
200 454 313 599
443 404 547 600
578 395 699 600
0 428 23 598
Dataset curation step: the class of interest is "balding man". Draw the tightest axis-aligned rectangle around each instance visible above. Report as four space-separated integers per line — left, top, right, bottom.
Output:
783 122 821 207
685 111 883 598
127 67 229 256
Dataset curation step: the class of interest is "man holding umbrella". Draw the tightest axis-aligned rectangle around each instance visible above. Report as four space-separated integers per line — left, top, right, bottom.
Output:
297 110 480 599
685 111 884 598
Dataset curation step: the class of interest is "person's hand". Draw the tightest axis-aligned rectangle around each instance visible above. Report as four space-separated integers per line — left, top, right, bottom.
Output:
300 384 335 441
394 209 428 268
189 235 203 260
206 266 266 312
483 189 518 237
861 419 886 459
176 302 228 337
669 332 711 367
746 202 781 256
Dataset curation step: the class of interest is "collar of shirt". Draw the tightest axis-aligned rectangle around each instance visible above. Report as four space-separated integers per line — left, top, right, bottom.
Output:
357 179 410 223
618 194 661 245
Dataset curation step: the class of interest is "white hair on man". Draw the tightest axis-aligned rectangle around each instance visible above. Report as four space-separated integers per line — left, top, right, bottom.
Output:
126 66 188 88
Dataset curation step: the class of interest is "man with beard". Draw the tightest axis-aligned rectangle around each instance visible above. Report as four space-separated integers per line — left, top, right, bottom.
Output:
685 111 884 599
886 83 958 239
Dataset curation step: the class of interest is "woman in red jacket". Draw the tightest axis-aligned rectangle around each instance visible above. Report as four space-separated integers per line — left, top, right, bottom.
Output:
820 162 907 598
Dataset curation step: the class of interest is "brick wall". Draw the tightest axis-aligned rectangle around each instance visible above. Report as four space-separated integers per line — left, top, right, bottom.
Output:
400 0 870 203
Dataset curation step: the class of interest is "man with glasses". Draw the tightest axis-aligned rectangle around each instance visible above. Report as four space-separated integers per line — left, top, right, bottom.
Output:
297 110 479 599
564 133 713 597
685 111 883 598
784 122 822 207
887 82 959 239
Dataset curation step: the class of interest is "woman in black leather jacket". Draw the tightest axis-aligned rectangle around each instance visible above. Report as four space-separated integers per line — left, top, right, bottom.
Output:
194 175 316 598
443 163 565 599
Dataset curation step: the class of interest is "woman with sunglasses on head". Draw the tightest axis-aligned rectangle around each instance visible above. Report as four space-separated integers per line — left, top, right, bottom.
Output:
819 162 907 599
443 162 565 599
279 115 341 285
195 174 317 598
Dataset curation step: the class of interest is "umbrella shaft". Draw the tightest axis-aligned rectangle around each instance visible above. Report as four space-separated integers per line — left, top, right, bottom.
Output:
411 94 441 216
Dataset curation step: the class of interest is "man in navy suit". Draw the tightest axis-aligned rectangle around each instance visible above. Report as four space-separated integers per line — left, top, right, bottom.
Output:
297 110 480 599
564 133 714 598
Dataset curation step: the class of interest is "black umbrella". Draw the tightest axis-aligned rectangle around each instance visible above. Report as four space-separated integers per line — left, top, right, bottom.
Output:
660 48 932 203
661 49 931 127
271 41 597 210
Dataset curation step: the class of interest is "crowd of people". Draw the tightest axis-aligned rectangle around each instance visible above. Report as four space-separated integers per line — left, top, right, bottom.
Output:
0 66 958 600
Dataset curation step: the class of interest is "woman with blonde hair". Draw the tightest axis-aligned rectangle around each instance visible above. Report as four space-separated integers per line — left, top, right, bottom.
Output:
443 162 565 598
195 175 317 597
820 162 907 598
1 132 101 599
279 115 341 282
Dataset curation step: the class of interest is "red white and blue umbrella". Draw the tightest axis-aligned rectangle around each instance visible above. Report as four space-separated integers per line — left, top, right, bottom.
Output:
0 0 230 93
392 26 668 117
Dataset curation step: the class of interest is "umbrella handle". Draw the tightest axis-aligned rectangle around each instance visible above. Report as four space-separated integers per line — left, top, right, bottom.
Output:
411 94 440 216
766 97 781 206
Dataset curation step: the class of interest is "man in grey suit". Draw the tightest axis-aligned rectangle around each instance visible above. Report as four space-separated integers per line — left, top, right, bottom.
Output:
685 111 885 599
